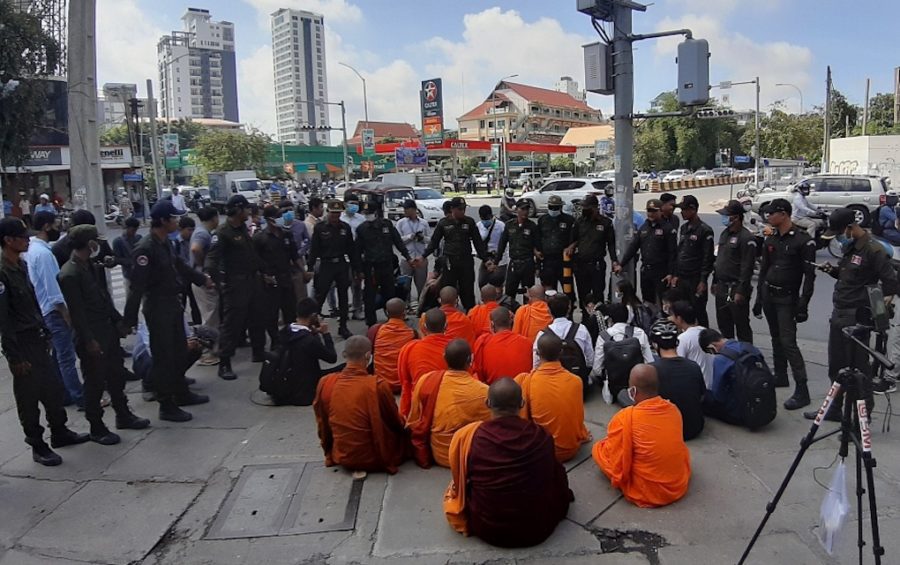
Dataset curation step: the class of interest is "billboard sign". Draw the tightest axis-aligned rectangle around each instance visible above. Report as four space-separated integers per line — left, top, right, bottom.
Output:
594 139 611 157
395 146 428 168
362 128 376 156
420 78 444 145
162 133 180 169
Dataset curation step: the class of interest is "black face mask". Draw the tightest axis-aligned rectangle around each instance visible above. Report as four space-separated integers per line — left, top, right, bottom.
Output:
47 228 61 242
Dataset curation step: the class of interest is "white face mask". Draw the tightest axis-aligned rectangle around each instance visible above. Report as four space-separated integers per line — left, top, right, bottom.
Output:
89 241 101 258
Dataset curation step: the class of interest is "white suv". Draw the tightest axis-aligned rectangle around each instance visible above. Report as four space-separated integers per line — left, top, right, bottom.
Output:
750 174 888 227
520 178 613 215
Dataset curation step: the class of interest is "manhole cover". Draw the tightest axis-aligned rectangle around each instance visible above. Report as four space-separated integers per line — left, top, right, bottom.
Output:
206 462 363 539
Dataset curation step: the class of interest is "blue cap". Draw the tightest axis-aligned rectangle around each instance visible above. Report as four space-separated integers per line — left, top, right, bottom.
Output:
150 200 185 221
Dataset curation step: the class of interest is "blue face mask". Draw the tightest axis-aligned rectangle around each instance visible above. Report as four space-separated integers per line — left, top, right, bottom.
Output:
168 231 180 241
481 219 493 227
282 210 295 223
547 209 561 217
835 234 850 246
346 203 359 215
721 215 731 227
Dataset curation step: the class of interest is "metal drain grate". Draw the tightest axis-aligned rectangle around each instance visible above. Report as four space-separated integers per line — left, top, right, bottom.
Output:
206 462 363 539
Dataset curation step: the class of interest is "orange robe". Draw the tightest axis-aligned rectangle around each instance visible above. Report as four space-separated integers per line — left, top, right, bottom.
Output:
515 361 590 462
472 330 533 384
512 301 552 341
373 318 415 393
407 369 490 468
467 301 499 339
397 333 453 417
421 305 476 346
313 365 409 474
592 396 691 507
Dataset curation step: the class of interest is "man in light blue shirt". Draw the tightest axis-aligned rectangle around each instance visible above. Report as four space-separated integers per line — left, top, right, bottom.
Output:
24 211 83 407
396 199 430 300
34 193 56 214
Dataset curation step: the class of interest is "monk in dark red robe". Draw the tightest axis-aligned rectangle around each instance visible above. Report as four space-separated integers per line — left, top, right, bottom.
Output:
445 378 573 547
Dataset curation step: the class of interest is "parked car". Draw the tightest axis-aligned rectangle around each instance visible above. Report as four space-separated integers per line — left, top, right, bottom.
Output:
663 169 692 182
520 178 613 216
750 174 889 227
711 167 729 178
547 171 574 180
693 169 715 180
515 172 544 188
474 173 492 188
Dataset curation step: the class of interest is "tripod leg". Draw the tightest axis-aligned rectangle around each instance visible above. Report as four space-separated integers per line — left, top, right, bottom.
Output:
857 400 885 565
856 444 864 565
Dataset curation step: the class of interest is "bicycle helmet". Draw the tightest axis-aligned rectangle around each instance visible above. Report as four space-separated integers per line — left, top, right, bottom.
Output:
648 318 679 346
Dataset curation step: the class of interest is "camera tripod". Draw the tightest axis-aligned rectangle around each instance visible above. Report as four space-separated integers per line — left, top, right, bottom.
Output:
738 327 888 565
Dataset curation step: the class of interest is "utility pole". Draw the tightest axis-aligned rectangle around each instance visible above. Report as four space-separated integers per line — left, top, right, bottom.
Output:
863 78 870 136
612 5 636 265
340 101 350 185
754 76 760 189
823 66 832 172
146 79 164 199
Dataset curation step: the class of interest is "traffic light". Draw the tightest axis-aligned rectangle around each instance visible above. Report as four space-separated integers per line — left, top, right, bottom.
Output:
297 124 335 131
695 108 735 119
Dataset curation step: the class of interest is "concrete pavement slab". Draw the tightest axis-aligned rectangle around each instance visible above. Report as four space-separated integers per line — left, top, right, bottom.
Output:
18 479 202 564
566 458 623 526
0 408 29 467
0 391 15 414
658 532 822 565
221 408 323 471
0 475 79 548
518 555 649 565
103 427 248 482
0 549 91 565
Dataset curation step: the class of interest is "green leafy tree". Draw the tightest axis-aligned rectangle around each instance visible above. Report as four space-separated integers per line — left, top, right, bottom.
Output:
191 128 271 175
0 0 61 166
550 155 575 173
829 89 860 137
743 105 824 164
850 93 900 136
460 156 480 175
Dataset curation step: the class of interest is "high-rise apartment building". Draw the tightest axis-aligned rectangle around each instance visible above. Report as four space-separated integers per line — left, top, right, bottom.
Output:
271 8 330 145
157 8 239 123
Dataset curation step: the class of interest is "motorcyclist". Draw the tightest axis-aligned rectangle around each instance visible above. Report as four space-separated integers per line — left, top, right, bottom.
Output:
877 190 900 245
738 196 766 238
599 185 615 218
499 187 517 222
790 182 826 238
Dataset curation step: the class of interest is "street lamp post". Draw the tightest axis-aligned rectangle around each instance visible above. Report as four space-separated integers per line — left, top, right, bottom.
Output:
338 62 368 128
714 78 760 187
774 83 804 114
491 73 518 192
295 98 350 185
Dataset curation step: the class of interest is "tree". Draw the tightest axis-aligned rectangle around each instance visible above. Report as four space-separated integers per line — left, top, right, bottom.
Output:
829 89 859 137
741 106 824 165
0 0 61 167
550 155 575 173
460 156 480 175
191 128 271 175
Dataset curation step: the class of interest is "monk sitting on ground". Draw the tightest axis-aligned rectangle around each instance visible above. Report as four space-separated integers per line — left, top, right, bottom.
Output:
397 309 453 417
372 298 416 393
472 307 533 384
467 285 501 338
512 285 553 341
420 286 476 346
444 378 574 547
407 339 490 468
592 364 691 507
515 332 591 462
314 336 409 474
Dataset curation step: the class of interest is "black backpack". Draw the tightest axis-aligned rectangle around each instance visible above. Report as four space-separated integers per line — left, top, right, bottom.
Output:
871 206 885 236
599 326 643 398
555 323 589 380
259 329 306 399
720 345 777 430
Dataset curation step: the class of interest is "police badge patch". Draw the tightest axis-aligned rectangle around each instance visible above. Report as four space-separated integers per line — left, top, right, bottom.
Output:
136 255 149 267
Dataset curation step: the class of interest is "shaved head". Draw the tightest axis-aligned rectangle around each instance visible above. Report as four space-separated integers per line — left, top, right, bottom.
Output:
439 286 459 305
480 284 499 302
424 308 447 334
343 336 371 364
537 332 563 362
444 338 471 371
527 284 546 302
385 298 406 319
488 377 523 416
490 306 513 331
629 364 659 398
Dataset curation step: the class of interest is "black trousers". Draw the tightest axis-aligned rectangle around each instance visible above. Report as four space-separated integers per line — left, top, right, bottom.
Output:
715 292 753 343
676 276 710 328
828 307 874 409
539 254 564 291
141 342 203 393
441 255 476 310
638 266 667 305
263 277 297 345
363 262 396 326
77 334 129 430
10 333 68 442
574 258 607 308
314 261 350 326
144 296 191 402
181 285 202 325
504 258 535 301
219 275 266 358
763 299 807 385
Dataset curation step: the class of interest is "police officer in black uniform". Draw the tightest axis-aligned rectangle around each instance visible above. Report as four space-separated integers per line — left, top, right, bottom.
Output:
310 199 359 339
712 200 757 343
804 207 899 421
205 195 266 379
125 201 213 422
537 194 575 291
616 198 677 305
752 198 816 410
572 194 618 308
672 195 714 327
253 206 299 346
497 199 541 301
355 197 413 326
424 196 487 310
0 218 88 466
659 192 680 232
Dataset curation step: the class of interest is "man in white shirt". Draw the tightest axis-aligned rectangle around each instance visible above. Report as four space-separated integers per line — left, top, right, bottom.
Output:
670 300 715 387
340 193 365 320
477 204 506 288
170 187 187 213
395 199 430 301
790 182 824 238
533 294 593 372
592 302 654 377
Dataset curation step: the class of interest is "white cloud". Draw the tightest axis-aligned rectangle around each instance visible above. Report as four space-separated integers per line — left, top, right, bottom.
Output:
237 45 276 133
96 0 163 98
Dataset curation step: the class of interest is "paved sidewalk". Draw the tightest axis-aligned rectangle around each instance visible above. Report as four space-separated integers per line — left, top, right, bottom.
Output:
1 322 898 564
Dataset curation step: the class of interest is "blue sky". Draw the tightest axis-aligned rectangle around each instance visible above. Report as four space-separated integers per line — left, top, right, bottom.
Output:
96 0 900 137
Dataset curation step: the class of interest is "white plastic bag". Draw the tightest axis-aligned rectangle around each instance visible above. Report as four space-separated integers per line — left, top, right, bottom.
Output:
818 460 850 555
601 379 613 404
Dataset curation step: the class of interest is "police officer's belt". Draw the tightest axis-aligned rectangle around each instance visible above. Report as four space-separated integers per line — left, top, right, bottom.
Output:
764 283 796 297
321 257 346 263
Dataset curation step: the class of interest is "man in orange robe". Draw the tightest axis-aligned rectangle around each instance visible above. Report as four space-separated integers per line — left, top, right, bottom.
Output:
372 298 416 393
397 308 453 417
592 364 691 507
515 332 590 462
313 336 409 474
472 307 533 384
467 284 500 339
420 286 475 346
444 378 573 547
406 339 490 468
512 285 552 341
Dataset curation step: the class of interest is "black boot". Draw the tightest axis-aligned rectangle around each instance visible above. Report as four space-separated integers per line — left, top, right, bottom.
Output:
784 383 811 410
49 427 90 448
804 402 841 422
89 424 121 446
218 357 237 380
252 349 265 363
158 399 193 422
338 325 352 339
26 439 62 466
175 391 209 406
115 409 151 430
